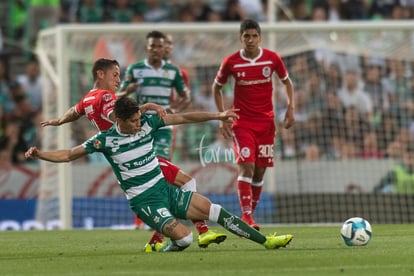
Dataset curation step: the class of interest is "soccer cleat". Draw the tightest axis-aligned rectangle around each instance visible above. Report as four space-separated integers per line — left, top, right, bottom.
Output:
143 243 155 253
198 230 227 248
263 233 293 249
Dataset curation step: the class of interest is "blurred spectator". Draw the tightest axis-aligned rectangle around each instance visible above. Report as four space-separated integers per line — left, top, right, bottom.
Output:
343 106 370 151
360 131 384 159
182 0 214 22
321 91 345 139
222 0 247 21
309 4 328 21
306 70 326 113
75 0 104 23
376 111 399 153
338 68 373 121
107 0 136 23
362 62 391 126
16 59 43 112
304 143 321 161
324 63 342 92
238 0 265 21
138 0 172 22
0 58 15 116
10 0 27 41
375 144 414 193
280 127 299 160
368 0 399 20
298 111 326 157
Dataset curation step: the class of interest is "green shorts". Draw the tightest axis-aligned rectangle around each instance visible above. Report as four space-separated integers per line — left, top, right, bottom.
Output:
153 128 173 160
128 181 193 232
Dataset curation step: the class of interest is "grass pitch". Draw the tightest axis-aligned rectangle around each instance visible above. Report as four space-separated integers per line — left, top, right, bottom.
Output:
1 224 413 276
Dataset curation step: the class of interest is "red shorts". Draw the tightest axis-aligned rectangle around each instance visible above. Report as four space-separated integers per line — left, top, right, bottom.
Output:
157 156 180 184
232 121 276 167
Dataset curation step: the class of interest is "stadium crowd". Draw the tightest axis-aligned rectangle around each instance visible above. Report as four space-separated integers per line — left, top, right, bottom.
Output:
1 0 414 166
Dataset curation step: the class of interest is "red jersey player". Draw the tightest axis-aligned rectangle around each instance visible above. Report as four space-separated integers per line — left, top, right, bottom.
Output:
212 19 295 230
41 58 226 250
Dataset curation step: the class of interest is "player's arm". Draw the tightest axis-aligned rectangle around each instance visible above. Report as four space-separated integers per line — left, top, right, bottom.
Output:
118 66 139 96
25 145 88 163
163 109 238 126
140 103 167 118
212 81 232 139
40 106 81 127
281 77 295 129
170 90 191 113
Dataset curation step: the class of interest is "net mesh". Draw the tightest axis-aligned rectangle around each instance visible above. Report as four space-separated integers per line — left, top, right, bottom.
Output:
35 23 414 228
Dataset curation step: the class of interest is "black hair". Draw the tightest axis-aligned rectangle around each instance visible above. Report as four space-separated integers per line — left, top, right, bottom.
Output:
114 96 140 121
146 30 166 40
92 58 119 81
240 19 261 35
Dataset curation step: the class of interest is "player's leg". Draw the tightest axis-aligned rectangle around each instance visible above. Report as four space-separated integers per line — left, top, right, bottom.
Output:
250 121 276 229
186 192 293 249
233 125 258 228
158 156 226 248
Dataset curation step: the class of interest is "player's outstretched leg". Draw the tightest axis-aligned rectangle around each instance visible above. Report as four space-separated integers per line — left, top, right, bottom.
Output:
209 203 293 249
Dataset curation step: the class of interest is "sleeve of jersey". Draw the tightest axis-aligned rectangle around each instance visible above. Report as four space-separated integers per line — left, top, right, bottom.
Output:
173 67 187 96
102 92 116 117
146 114 165 130
82 133 104 154
214 59 229 86
274 52 288 81
75 98 85 115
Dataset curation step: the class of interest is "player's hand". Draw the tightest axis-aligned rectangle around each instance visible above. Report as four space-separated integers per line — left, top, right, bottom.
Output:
283 106 295 129
219 120 233 139
25 146 40 160
40 119 60 127
125 83 139 95
154 106 168 118
219 108 239 121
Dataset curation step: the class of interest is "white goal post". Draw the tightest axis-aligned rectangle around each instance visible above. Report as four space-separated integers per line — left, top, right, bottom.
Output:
35 21 414 229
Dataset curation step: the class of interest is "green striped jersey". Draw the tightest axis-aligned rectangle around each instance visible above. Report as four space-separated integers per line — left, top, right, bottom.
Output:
121 59 187 109
83 114 165 200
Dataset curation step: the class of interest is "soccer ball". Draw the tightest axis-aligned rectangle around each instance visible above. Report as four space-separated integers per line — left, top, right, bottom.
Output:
340 217 372 246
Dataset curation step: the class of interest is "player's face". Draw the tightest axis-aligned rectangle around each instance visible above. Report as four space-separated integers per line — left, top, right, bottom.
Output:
240 29 261 56
102 65 121 92
164 35 173 60
146 37 165 64
118 110 142 134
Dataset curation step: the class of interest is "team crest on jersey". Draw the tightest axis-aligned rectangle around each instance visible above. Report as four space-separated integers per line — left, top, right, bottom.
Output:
240 147 251 158
262 66 271 78
102 93 113 101
93 139 102 149
137 129 146 137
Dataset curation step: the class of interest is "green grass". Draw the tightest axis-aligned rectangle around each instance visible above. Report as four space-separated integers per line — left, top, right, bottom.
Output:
1 225 413 276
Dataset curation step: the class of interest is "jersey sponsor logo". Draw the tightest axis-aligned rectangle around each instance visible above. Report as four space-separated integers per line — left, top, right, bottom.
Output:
237 71 246 78
240 147 251 158
106 137 120 152
237 77 271 86
157 207 172 218
262 66 271 78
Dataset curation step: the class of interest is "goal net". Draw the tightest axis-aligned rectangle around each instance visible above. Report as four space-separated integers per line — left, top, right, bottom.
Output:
35 21 414 229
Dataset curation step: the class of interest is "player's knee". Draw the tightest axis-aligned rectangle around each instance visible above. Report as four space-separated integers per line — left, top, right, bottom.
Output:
175 232 193 249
